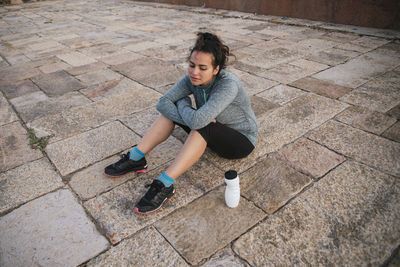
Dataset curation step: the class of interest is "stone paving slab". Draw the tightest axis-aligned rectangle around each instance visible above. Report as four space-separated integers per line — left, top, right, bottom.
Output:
77 43 125 59
0 79 40 99
233 160 400 266
75 68 122 87
320 24 400 40
383 122 400 143
199 246 248 267
112 57 185 89
155 186 266 265
80 77 139 101
137 42 190 63
46 121 139 176
184 157 225 192
339 70 400 113
238 47 302 71
305 47 360 66
0 92 18 126
120 107 161 136
375 41 400 57
256 84 306 105
112 58 169 80
84 163 204 244
66 61 108 76
38 60 71 74
0 189 109 267
240 155 312 214
87 226 188 267
313 51 400 88
99 51 143 66
56 51 97 66
136 68 186 90
59 36 93 50
250 95 280 118
336 36 391 53
0 158 63 214
69 136 182 200
257 93 349 154
10 91 91 122
277 137 346 179
228 68 278 96
297 38 339 51
0 65 41 86
259 59 328 84
289 76 352 99
307 120 400 177
31 70 85 96
335 105 397 135
0 121 42 172
27 85 161 141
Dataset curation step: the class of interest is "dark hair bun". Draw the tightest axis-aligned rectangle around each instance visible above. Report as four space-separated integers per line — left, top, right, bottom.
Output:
190 32 230 73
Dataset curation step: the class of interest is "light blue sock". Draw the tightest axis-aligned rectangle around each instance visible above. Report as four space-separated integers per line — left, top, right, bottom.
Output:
129 146 145 161
157 172 175 187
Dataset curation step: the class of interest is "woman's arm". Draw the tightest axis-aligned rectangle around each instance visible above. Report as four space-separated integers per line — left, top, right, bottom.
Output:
156 75 192 125
177 79 238 129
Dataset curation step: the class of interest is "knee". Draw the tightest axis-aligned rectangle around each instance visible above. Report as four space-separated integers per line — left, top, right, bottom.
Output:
189 130 207 143
159 114 172 122
189 129 200 136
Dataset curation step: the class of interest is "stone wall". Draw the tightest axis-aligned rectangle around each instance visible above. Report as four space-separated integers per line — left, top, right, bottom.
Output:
1 0 43 4
134 0 400 29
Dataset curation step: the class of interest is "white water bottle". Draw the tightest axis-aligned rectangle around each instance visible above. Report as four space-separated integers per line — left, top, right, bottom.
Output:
224 170 240 208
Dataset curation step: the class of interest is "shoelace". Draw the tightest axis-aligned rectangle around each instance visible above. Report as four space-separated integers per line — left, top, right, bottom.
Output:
113 153 129 166
144 181 162 199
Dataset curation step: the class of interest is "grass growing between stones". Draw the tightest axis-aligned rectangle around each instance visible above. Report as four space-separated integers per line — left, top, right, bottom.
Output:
1 40 12 48
27 129 51 152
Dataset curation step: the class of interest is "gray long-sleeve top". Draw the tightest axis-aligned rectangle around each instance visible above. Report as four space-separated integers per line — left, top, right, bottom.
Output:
156 70 258 147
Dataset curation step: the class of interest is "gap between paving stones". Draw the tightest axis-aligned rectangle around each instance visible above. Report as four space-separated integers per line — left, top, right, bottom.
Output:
198 154 349 265
147 152 339 265
153 224 198 266
0 184 68 217
70 184 116 253
1 1 399 266
0 118 68 206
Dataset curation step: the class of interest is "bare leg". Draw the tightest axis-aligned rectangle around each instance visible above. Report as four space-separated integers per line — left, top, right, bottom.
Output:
136 114 175 154
165 130 207 179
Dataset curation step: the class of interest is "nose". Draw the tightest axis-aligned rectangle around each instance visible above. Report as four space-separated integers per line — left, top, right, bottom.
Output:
192 66 199 75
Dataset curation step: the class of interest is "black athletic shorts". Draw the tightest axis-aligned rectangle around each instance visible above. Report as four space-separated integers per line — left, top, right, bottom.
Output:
175 121 255 159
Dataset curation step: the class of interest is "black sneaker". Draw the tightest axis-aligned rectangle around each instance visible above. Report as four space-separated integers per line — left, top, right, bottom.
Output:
134 180 175 214
104 152 147 177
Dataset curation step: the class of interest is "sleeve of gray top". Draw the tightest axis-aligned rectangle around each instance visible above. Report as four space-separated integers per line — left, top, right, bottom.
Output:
156 76 192 125
177 79 239 129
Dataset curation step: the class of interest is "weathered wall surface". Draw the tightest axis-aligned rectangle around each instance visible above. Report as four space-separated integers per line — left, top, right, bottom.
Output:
1 0 44 5
135 0 400 29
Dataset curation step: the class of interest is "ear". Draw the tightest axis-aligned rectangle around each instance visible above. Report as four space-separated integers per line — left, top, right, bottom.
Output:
213 65 220 75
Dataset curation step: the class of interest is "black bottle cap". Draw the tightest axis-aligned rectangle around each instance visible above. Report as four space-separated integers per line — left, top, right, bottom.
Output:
225 170 237 180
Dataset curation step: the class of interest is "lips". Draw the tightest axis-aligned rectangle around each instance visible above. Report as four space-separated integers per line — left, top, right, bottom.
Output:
190 77 201 84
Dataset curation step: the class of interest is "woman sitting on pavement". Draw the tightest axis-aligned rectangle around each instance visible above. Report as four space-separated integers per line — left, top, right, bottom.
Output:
104 32 258 214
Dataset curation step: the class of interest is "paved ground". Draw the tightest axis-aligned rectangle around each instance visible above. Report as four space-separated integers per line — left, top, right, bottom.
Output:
0 0 399 266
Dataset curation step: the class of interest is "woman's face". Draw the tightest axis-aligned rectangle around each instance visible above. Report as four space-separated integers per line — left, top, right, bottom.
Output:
188 51 219 86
